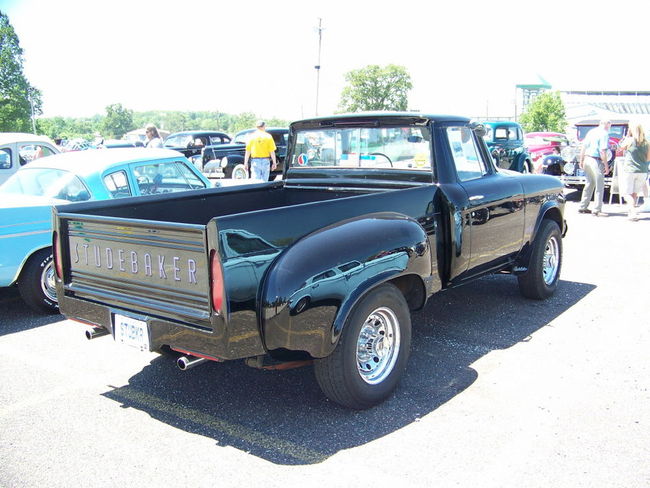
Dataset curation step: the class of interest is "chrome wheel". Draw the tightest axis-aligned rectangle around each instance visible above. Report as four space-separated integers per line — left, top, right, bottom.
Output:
41 259 57 303
356 306 400 384
543 235 560 285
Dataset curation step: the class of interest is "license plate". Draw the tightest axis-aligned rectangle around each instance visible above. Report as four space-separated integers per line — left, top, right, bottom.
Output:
114 314 150 351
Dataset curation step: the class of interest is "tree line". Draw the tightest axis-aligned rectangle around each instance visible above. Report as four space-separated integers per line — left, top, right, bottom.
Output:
36 105 290 141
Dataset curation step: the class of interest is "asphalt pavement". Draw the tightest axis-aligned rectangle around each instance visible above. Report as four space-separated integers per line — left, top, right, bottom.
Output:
0 190 648 487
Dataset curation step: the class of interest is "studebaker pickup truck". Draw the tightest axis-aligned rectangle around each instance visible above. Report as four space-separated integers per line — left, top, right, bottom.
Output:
53 113 567 409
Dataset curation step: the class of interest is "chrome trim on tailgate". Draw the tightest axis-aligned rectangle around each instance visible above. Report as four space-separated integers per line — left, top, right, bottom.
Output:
63 216 211 326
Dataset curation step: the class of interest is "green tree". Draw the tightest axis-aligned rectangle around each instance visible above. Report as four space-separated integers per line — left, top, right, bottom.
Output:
0 11 42 132
519 91 567 133
101 103 134 139
338 64 412 113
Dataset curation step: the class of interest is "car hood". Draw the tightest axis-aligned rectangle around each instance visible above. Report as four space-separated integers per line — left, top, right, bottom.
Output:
0 193 70 209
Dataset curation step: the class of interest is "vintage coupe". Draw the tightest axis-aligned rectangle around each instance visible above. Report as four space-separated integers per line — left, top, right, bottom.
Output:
0 148 211 313
201 127 288 180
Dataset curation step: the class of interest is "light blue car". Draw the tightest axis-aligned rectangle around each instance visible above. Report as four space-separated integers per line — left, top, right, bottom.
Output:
0 148 212 313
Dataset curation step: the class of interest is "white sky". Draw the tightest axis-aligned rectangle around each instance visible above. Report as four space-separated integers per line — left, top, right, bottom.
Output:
2 0 649 122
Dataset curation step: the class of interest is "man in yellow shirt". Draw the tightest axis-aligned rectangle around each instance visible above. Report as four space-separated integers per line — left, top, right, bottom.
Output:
243 120 277 181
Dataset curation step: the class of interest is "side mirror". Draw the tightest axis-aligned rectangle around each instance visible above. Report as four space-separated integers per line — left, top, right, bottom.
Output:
407 135 423 143
469 122 487 138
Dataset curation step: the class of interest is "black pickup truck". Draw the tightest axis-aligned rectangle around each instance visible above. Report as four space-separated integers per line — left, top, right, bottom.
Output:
53 113 566 409
201 127 288 180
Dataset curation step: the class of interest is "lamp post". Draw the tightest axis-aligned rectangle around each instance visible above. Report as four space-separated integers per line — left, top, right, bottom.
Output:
314 18 323 116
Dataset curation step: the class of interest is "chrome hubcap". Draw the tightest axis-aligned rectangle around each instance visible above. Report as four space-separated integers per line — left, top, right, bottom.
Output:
356 307 400 384
41 260 57 303
543 236 560 285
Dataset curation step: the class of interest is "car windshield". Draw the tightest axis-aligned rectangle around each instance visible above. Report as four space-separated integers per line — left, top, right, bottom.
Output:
233 131 251 144
0 167 91 202
576 125 627 140
289 126 431 170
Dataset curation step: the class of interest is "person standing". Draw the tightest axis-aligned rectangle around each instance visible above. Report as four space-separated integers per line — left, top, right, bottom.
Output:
618 122 650 221
145 125 163 148
578 120 611 216
243 120 277 181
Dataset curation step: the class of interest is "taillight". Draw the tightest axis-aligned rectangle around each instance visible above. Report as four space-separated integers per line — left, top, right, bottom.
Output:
53 231 63 279
209 249 224 312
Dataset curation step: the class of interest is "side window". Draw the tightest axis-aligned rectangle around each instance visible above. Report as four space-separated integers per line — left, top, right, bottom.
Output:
447 127 487 182
103 171 132 198
133 161 206 195
494 128 508 140
0 148 11 169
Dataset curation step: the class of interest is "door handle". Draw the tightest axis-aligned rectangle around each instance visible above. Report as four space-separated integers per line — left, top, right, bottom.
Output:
469 195 484 201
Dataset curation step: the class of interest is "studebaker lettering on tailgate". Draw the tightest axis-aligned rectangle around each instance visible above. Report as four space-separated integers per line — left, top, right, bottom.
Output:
72 241 198 283
69 236 204 286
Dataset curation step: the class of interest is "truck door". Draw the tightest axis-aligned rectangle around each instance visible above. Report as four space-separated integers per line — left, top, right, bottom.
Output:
445 125 525 277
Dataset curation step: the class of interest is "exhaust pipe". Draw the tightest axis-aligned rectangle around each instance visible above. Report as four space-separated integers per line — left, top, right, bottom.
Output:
177 355 208 371
85 327 110 340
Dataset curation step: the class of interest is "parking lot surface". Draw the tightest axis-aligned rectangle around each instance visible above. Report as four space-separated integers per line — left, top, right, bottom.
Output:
1 191 648 487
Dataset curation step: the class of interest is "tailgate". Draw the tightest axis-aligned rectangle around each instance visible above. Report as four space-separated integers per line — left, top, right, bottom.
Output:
58 213 213 327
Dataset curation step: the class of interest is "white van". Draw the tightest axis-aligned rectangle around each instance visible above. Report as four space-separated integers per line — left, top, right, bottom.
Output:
0 133 60 185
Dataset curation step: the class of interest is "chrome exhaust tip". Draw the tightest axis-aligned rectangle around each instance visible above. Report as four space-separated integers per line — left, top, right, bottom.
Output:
85 327 110 340
177 355 208 371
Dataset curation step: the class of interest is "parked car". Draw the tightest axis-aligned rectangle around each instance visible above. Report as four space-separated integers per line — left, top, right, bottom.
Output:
0 133 60 185
560 119 629 190
0 148 212 313
99 139 145 149
481 121 532 173
52 113 566 409
163 131 231 166
201 127 288 180
524 132 570 171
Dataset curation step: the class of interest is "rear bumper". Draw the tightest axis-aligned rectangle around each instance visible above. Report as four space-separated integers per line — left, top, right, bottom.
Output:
560 175 613 188
58 293 266 361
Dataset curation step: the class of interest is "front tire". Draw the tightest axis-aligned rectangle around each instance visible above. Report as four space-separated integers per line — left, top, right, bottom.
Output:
518 220 562 300
314 283 411 409
18 248 59 314
231 164 248 179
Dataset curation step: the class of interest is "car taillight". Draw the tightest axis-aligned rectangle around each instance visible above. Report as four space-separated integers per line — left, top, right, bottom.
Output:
209 249 224 312
53 231 63 279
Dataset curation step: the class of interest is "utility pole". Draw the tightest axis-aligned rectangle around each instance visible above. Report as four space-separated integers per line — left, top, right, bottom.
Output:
314 18 323 116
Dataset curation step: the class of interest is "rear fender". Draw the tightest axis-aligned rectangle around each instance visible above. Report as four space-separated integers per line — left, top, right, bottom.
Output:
260 212 431 359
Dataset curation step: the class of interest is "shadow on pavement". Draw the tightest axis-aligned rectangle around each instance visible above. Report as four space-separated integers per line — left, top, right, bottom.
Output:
0 287 62 335
103 274 595 465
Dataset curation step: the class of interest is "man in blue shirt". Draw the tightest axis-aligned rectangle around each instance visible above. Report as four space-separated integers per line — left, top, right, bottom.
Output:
578 120 611 215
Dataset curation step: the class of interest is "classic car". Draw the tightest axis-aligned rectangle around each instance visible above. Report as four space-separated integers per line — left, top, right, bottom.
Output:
201 127 288 180
0 132 60 185
53 113 566 409
0 148 212 313
525 132 569 170
163 131 231 165
481 121 532 173
560 120 629 189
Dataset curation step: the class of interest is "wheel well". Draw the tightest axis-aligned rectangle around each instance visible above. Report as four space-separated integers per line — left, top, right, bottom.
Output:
541 207 563 235
388 274 426 311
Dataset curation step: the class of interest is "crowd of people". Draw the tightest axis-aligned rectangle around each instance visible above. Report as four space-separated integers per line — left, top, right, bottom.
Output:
577 119 649 221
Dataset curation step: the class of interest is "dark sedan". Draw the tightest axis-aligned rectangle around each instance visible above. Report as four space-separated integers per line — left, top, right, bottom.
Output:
163 131 231 165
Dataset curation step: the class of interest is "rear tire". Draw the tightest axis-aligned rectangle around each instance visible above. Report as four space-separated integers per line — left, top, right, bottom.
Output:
18 248 59 314
518 220 562 300
314 283 411 409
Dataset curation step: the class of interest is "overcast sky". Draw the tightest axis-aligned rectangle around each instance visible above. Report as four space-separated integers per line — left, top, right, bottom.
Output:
2 0 648 123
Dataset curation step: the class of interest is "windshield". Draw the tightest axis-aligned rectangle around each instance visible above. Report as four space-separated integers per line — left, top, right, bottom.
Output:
576 124 627 141
290 126 431 170
1 168 91 202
